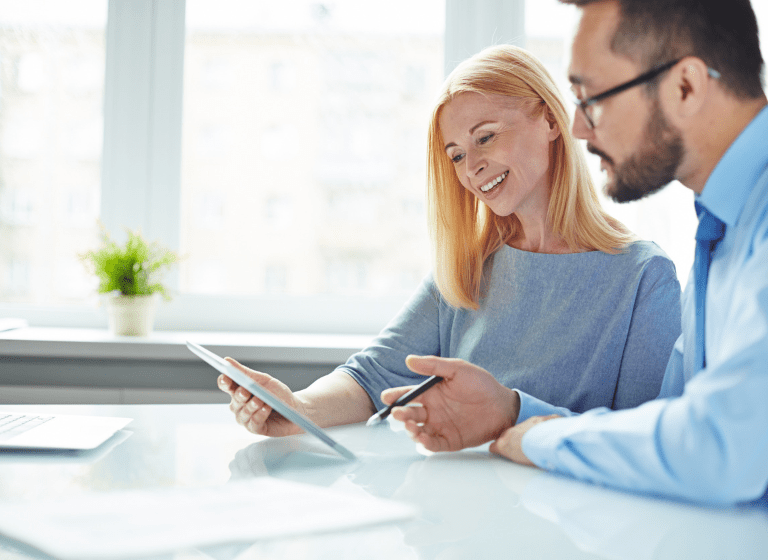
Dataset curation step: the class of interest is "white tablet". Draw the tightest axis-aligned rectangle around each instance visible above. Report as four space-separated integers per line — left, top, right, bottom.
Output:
187 341 356 461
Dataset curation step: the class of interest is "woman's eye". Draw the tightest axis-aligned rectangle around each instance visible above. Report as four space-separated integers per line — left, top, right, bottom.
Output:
478 133 494 145
451 153 465 164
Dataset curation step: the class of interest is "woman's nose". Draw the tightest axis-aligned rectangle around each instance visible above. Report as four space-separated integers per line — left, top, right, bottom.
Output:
465 149 486 176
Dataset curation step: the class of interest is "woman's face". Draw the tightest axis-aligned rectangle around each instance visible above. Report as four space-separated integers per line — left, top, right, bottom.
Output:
439 92 560 218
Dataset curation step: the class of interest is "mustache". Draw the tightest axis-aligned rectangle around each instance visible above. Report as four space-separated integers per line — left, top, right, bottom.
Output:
586 143 614 166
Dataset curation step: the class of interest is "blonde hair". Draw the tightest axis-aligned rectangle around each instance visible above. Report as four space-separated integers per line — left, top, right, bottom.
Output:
427 44 634 309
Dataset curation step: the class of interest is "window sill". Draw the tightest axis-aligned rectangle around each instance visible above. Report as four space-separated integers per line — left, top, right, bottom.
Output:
0 327 374 364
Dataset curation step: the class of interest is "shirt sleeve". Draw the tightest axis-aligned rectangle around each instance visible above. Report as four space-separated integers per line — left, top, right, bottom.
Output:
521 237 768 505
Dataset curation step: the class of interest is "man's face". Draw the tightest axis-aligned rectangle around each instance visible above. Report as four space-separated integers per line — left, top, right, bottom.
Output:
568 1 683 203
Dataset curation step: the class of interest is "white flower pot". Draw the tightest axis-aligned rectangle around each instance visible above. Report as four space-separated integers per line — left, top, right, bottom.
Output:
106 294 158 336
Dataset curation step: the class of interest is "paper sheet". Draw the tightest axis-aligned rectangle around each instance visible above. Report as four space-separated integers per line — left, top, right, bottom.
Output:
0 478 416 559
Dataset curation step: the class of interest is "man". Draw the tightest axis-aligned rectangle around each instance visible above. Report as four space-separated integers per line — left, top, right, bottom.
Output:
382 0 768 505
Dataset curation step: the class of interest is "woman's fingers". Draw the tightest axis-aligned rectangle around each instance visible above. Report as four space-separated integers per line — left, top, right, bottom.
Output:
244 404 272 435
218 374 238 394
229 385 267 430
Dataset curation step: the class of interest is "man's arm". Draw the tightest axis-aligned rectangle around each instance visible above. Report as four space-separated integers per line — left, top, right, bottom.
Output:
518 280 768 505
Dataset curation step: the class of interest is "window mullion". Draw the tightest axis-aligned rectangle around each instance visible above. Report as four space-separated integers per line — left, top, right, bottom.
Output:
101 0 185 252
444 0 525 75
147 0 185 252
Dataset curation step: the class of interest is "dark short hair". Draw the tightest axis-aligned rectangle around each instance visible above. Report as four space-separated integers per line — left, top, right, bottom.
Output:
560 0 765 99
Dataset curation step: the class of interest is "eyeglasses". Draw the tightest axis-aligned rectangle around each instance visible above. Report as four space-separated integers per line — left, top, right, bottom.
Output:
572 58 721 129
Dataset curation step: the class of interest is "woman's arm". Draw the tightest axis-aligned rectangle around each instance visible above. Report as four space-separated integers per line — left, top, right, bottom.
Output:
296 370 377 426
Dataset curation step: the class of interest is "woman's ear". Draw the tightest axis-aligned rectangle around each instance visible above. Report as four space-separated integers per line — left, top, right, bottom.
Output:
546 108 561 141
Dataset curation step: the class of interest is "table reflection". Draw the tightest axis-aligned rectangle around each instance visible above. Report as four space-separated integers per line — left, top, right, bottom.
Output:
519 473 768 560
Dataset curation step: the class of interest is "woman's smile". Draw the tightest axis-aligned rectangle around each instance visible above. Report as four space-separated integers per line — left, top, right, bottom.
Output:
479 171 509 193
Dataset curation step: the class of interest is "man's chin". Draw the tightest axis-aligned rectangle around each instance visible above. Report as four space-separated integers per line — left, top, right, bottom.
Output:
606 178 670 203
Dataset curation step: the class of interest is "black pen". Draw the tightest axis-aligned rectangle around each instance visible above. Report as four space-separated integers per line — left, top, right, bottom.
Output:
366 375 443 426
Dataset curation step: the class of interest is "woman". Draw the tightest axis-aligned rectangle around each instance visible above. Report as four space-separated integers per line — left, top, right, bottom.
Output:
219 45 681 437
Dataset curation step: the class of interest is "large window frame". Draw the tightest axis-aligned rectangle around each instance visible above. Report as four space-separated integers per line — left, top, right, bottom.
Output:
1 0 523 335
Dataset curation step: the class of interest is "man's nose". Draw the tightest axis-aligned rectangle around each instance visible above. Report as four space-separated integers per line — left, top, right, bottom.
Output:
571 108 593 140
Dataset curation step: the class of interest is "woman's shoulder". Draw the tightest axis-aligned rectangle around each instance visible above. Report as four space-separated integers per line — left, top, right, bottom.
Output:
615 239 679 283
620 239 673 263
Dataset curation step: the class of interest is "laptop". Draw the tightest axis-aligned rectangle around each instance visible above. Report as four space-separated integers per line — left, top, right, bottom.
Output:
0 412 132 451
187 341 357 461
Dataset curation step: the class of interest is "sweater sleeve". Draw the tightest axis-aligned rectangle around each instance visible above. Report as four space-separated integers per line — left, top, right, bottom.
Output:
336 276 444 410
611 253 681 409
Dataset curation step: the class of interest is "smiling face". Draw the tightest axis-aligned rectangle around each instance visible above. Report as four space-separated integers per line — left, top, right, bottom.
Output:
439 92 559 219
569 0 684 202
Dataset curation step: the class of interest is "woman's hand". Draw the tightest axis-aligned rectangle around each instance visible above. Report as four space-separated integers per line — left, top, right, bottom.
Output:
382 355 521 452
218 359 307 437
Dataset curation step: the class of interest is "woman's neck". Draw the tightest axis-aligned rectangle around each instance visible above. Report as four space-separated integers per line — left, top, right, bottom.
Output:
507 214 574 254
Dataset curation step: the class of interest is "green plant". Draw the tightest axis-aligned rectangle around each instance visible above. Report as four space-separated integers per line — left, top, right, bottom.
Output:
80 227 178 300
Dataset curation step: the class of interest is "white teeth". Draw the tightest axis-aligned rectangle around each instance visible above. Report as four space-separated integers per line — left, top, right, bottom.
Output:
480 171 508 192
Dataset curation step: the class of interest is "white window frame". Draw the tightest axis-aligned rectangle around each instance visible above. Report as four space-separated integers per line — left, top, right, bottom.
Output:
1 0 524 335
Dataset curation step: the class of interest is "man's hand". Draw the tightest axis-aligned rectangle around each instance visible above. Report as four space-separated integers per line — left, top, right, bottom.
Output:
381 355 520 452
489 414 561 466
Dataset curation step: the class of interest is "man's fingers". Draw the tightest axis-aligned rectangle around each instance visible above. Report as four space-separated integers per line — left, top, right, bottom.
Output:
390 404 427 424
403 355 438 376
404 355 474 380
411 425 452 453
489 414 560 465
403 420 436 450
381 385 415 405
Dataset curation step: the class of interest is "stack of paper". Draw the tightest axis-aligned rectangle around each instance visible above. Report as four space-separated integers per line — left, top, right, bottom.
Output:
0 478 416 559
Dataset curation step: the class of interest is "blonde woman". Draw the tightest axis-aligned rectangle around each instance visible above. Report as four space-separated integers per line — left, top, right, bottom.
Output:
219 45 681 437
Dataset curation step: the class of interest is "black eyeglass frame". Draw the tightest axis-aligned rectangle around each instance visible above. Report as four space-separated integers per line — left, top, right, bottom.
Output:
573 58 721 129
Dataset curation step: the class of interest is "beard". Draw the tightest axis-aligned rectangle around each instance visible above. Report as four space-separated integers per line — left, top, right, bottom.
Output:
588 97 684 203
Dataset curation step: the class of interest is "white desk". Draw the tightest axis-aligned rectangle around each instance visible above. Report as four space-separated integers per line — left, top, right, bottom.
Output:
1 403 766 559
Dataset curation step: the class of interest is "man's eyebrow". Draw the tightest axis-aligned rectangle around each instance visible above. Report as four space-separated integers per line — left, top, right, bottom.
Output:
444 120 496 151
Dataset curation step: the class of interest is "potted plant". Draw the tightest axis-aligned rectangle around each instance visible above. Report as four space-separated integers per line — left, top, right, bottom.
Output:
80 227 179 336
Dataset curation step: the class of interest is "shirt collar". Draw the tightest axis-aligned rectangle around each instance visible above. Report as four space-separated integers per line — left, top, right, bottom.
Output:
697 105 768 227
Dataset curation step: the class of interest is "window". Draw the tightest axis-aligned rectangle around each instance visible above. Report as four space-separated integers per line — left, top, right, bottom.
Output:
0 0 106 308
3 0 768 333
179 0 442 306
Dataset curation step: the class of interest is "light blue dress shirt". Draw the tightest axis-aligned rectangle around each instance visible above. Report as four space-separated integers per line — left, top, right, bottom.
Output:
521 106 768 505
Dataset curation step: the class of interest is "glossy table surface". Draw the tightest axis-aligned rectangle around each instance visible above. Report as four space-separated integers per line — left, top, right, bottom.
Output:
1 404 767 560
